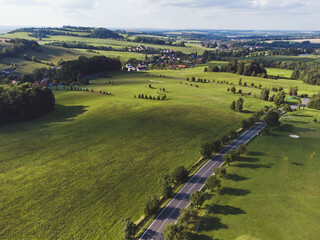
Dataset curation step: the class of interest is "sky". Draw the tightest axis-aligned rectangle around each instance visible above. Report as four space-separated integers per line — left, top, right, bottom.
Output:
0 0 319 30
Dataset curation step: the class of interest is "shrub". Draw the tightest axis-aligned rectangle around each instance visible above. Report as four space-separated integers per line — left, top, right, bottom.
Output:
237 144 247 154
144 195 160 216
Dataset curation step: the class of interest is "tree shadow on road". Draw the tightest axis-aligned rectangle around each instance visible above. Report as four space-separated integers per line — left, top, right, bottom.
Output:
219 187 251 196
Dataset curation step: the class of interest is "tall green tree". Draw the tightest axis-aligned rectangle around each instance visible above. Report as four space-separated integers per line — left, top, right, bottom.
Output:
190 191 205 209
236 97 244 112
274 91 286 107
122 218 137 240
205 175 221 192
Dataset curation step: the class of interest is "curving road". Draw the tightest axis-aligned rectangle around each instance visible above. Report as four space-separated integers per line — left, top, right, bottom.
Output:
139 121 266 240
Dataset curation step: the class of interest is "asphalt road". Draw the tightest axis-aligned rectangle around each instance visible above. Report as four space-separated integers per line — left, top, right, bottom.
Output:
139 121 266 240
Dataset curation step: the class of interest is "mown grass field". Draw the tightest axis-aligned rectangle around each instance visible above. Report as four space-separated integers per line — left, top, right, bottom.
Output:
194 109 320 240
0 72 270 239
265 68 293 79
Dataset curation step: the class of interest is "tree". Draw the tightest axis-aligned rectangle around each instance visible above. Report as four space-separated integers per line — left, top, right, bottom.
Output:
238 78 242 85
172 166 189 184
31 56 37 62
159 174 173 199
177 207 198 225
213 167 227 178
164 223 191 240
265 110 281 128
236 97 244 112
190 191 204 209
230 100 236 111
274 91 286 107
260 89 269 101
229 130 237 139
144 195 160 216
231 86 236 94
77 71 83 82
237 144 247 154
205 175 221 192
200 141 213 158
122 218 137 240
241 119 250 129
223 153 232 166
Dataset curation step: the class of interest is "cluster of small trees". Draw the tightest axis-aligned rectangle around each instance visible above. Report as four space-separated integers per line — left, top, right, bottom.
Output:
67 86 94 92
135 94 166 100
219 60 267 77
186 77 210 83
230 97 244 112
289 86 298 96
0 83 55 125
241 109 265 129
99 90 111 95
105 81 114 85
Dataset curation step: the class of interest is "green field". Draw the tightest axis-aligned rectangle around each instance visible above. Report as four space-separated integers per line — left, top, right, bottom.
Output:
194 109 320 240
148 66 320 96
265 68 293 79
246 55 320 64
0 72 271 239
1 32 211 54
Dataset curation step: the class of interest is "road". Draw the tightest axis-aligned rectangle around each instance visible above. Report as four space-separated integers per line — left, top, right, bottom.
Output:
139 121 266 240
290 97 310 110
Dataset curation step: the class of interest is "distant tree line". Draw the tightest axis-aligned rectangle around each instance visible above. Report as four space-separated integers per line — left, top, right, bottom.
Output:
20 56 121 85
206 60 267 77
0 83 55 125
132 36 186 47
10 27 123 39
54 56 121 84
0 38 40 59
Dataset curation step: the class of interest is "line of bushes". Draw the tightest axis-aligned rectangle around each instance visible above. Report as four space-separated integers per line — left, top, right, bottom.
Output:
134 94 166 100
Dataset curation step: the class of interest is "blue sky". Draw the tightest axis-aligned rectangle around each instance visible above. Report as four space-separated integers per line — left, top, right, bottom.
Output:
0 0 319 30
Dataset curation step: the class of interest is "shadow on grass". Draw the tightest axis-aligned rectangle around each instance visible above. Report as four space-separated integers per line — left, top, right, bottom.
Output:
242 110 255 114
248 151 265 156
278 124 313 133
209 204 246 215
0 104 88 134
233 163 273 169
192 234 218 240
226 173 249 181
290 162 304 166
238 156 259 163
219 187 251 196
197 216 228 231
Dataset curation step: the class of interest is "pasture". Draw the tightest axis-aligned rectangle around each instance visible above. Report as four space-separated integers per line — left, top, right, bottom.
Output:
0 72 268 239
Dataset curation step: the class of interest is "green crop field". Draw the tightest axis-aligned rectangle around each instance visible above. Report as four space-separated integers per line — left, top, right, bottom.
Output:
194 109 320 240
0 72 271 239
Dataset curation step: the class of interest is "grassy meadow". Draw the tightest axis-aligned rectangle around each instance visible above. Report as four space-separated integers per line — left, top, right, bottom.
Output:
194 109 320 240
0 72 270 239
